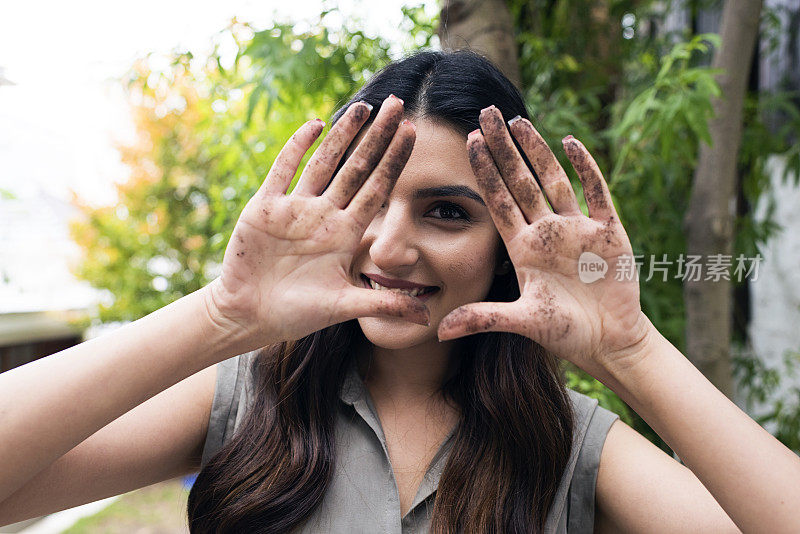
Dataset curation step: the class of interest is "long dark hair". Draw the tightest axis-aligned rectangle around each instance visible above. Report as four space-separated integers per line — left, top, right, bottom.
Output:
187 49 574 533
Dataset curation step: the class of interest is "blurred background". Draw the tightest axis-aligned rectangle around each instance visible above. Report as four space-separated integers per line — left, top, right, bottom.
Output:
1 0 799 531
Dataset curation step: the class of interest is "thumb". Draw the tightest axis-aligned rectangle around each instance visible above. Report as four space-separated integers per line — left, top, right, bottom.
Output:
438 301 525 341
337 286 430 326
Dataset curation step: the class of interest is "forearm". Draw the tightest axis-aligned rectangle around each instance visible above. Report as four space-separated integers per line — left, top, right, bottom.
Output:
602 316 800 534
0 284 253 502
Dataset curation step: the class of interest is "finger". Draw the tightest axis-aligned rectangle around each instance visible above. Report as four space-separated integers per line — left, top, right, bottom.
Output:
338 286 430 326
292 100 374 197
467 130 527 243
345 119 416 226
562 136 619 221
508 117 582 216
260 119 325 196
437 301 524 341
479 106 550 222
325 94 405 209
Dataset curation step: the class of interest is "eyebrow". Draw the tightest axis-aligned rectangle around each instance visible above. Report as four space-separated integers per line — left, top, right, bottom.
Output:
412 185 486 206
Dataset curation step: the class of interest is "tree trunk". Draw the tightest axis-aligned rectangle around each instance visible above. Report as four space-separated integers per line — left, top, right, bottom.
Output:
437 0 521 88
683 0 763 398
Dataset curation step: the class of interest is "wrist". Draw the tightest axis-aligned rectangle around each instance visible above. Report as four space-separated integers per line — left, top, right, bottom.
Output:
198 280 272 361
596 313 663 392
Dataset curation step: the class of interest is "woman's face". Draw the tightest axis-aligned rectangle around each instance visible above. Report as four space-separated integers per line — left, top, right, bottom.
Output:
350 116 505 349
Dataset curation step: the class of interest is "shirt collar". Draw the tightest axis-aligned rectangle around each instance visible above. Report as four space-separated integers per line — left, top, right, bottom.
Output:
339 355 363 406
337 355 459 519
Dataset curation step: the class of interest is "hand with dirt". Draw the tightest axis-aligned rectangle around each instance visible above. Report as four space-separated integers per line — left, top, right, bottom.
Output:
206 95 428 351
438 105 651 378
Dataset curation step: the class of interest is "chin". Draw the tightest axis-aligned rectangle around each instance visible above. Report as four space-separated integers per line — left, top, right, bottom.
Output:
357 316 436 349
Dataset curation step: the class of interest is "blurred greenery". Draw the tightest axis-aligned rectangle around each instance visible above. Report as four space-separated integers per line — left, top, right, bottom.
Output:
69 15 394 324
506 0 800 451
733 348 800 453
67 1 800 451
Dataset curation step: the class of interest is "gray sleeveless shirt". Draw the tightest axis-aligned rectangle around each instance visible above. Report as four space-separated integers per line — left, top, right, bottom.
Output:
200 351 619 533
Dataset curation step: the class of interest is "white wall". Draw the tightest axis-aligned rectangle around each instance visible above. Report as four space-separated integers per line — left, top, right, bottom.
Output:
747 154 800 427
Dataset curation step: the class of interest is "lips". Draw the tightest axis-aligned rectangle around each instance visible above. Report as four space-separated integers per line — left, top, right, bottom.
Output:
361 273 440 302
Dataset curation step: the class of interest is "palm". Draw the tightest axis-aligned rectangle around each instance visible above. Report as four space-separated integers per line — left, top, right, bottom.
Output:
507 214 642 364
208 97 429 349
216 194 363 342
439 107 649 375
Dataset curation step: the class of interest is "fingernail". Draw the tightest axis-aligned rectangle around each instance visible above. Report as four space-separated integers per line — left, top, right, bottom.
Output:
508 115 522 126
388 94 404 105
468 128 482 137
401 119 416 132
359 101 374 112
314 118 326 126
480 105 496 114
563 134 575 142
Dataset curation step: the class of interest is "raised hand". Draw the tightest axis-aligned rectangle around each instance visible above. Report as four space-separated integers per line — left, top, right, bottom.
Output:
438 106 650 377
206 95 429 349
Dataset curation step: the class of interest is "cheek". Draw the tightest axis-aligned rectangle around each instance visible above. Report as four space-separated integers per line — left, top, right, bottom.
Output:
439 237 499 297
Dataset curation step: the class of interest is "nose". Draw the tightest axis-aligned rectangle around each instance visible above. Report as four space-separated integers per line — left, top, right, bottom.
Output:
364 202 420 272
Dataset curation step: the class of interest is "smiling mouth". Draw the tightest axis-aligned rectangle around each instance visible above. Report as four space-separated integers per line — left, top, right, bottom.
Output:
360 274 440 298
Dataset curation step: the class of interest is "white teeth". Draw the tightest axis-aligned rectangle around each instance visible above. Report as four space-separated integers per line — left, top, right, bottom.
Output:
368 278 429 297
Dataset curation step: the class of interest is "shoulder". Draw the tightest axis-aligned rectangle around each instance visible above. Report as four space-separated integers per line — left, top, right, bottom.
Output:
594 416 740 532
199 350 260 468
565 389 620 462
545 388 621 533
212 350 259 417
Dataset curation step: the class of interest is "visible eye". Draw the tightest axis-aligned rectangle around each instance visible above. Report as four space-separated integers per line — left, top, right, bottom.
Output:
426 202 471 222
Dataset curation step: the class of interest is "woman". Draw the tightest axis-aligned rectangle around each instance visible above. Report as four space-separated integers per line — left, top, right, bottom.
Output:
0 50 797 533
190 51 587 533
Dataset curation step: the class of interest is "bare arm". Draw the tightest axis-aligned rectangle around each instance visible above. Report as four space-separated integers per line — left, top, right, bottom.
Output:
440 106 800 532
595 418 741 533
0 285 241 504
0 96 423 506
0 363 217 525
598 320 800 533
